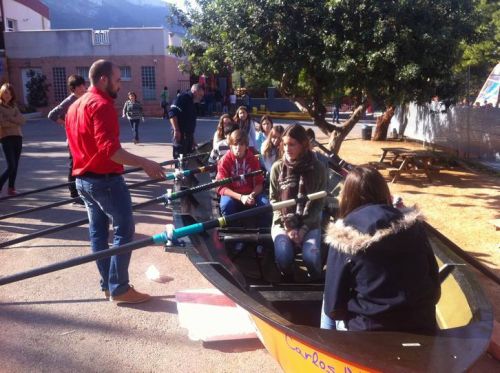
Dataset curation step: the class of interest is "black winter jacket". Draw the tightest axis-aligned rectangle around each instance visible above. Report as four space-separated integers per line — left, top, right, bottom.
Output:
323 204 441 332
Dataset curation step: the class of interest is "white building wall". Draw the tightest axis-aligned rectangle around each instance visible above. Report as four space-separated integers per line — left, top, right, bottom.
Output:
4 27 170 58
3 0 50 31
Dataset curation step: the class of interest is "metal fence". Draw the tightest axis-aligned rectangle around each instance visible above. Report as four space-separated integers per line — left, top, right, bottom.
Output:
389 103 500 163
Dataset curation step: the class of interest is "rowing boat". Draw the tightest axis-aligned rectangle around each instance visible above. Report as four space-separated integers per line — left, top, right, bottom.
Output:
171 146 493 372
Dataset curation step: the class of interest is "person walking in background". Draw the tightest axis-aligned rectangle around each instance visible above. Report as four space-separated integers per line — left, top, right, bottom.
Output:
229 89 237 115
214 88 223 113
48 74 87 204
168 83 204 159
332 102 340 124
222 92 229 113
65 59 165 304
122 91 144 144
160 86 169 119
0 83 26 196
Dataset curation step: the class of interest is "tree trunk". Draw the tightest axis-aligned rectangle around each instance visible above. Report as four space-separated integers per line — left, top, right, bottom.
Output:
327 102 368 154
372 106 395 141
293 96 335 134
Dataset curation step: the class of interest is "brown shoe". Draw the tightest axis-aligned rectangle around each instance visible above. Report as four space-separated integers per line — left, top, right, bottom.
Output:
104 290 110 300
110 286 151 304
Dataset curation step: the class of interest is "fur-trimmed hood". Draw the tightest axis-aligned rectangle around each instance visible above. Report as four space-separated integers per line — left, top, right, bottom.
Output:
325 204 425 255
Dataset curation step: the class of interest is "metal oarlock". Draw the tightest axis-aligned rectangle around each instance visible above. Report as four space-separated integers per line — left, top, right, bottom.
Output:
164 223 185 248
164 189 173 205
173 168 184 180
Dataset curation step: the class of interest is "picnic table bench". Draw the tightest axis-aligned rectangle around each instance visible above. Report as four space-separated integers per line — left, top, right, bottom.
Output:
379 147 412 164
387 150 441 183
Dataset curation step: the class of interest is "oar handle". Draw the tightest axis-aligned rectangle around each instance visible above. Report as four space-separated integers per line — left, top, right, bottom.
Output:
272 191 327 209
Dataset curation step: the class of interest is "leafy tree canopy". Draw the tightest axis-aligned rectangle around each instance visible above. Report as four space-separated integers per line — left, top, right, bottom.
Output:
170 0 477 149
454 0 499 99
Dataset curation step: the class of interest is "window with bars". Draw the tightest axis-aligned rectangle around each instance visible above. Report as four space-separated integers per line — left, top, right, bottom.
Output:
120 66 131 81
141 66 156 101
53 67 67 102
76 67 90 81
6 19 17 32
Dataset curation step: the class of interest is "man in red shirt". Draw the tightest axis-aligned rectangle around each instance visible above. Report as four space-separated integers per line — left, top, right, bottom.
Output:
66 59 165 304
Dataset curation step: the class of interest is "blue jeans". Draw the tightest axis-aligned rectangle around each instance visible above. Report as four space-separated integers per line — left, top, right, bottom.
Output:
272 227 322 279
320 299 347 330
129 119 140 142
220 194 271 227
76 175 134 296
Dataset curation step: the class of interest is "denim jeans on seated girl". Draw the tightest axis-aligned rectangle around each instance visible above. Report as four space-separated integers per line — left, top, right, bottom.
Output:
320 298 347 330
272 227 322 280
76 175 134 296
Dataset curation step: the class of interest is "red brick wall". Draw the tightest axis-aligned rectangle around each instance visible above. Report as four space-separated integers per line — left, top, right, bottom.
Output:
7 54 188 116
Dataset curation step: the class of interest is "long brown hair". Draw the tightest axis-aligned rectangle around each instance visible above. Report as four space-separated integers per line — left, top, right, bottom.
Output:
215 114 233 142
339 166 392 218
261 125 284 158
260 114 273 135
233 106 251 130
282 124 310 157
0 83 16 107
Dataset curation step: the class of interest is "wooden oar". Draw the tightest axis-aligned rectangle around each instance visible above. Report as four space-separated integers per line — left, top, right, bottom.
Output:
0 191 326 286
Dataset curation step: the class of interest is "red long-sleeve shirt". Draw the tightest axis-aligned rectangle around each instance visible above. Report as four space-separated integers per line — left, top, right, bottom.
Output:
216 150 263 195
65 86 124 176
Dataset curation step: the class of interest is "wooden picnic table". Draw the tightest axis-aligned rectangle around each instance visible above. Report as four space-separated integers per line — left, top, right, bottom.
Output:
379 147 412 164
389 150 440 183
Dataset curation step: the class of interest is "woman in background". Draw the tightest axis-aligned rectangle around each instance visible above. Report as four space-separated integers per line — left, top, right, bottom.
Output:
212 114 235 148
260 125 284 173
255 114 273 153
233 106 257 150
122 91 144 144
0 83 26 196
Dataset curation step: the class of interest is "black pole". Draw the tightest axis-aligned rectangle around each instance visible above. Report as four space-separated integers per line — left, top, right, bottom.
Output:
0 152 209 202
167 170 263 200
0 170 263 248
0 175 165 221
0 237 155 286
0 194 164 249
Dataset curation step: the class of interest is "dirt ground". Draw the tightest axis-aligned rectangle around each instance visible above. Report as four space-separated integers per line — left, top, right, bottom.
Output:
0 118 498 372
